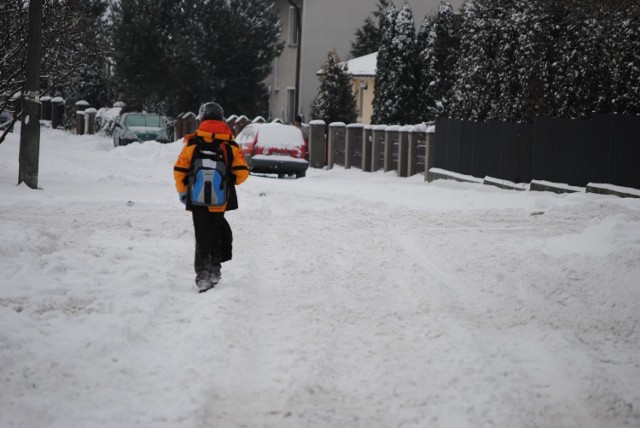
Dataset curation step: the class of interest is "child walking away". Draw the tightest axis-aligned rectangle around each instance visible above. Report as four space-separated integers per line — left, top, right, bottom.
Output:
173 102 249 293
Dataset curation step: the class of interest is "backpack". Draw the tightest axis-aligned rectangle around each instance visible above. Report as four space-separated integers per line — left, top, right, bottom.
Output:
187 136 233 207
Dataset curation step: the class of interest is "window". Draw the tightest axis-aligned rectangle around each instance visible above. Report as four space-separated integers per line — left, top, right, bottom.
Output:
274 57 280 91
358 81 367 121
288 6 299 47
285 88 296 124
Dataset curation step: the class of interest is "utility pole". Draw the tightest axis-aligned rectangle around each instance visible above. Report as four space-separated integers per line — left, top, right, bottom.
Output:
18 0 43 189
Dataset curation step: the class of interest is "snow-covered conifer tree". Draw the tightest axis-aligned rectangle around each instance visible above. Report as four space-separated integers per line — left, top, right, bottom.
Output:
371 4 398 124
507 0 551 121
350 0 392 58
449 1 489 120
610 1 640 115
372 3 419 124
310 50 357 124
416 17 436 120
447 0 640 122
427 2 459 119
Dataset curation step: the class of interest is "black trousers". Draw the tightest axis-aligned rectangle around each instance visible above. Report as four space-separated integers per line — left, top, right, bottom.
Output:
192 207 224 282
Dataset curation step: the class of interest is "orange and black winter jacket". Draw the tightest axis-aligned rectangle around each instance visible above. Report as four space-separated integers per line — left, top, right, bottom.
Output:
173 120 249 212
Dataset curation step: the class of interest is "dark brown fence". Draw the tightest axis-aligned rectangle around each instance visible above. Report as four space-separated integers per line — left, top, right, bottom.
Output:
330 124 346 167
435 114 640 188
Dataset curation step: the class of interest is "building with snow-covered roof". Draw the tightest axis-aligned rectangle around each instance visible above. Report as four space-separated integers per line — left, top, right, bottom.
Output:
316 52 377 124
344 52 377 124
266 0 464 124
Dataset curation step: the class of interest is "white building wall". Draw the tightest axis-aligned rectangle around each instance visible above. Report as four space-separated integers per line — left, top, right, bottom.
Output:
267 0 301 122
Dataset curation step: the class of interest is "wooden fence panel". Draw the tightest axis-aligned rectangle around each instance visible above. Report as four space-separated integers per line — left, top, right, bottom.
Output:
485 120 502 178
611 115 640 188
395 114 638 189
590 113 614 184
347 126 363 169
434 117 448 169
568 119 592 187
384 128 400 173
516 122 534 183
550 118 572 184
501 121 518 182
445 119 462 173
415 132 427 175
334 127 346 166
459 120 475 175
532 117 554 182
471 121 486 178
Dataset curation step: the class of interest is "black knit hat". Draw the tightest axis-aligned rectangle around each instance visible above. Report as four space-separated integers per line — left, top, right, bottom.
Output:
197 102 224 121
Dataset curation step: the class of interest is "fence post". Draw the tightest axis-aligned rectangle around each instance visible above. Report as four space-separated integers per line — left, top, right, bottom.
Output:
174 113 184 140
50 97 64 129
362 125 373 171
40 96 51 121
408 126 425 177
75 111 85 135
328 122 346 169
384 125 400 173
309 120 326 168
234 115 249 135
182 112 197 135
345 123 364 169
371 125 387 171
75 100 90 135
425 129 437 181
398 125 413 177
226 115 238 127
84 108 97 135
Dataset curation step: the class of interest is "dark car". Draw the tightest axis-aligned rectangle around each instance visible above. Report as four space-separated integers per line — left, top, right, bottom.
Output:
112 112 169 146
235 123 309 178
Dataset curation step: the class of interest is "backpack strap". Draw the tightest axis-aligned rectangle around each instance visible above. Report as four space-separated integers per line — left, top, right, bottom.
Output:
186 135 205 147
195 130 232 142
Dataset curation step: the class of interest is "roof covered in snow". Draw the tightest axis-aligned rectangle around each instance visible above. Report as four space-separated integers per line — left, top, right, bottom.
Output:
316 52 377 77
344 52 377 77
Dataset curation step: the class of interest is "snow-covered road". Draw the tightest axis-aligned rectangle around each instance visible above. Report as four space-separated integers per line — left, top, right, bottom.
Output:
1 127 639 427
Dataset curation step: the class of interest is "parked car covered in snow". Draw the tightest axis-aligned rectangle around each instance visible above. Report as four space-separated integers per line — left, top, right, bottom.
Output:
0 110 13 132
95 104 123 136
112 112 169 146
235 123 309 178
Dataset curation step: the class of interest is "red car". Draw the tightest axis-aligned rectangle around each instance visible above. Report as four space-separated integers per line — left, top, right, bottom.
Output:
235 123 309 178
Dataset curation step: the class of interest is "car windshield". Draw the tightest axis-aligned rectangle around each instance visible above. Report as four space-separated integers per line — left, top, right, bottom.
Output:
124 114 162 127
236 126 257 143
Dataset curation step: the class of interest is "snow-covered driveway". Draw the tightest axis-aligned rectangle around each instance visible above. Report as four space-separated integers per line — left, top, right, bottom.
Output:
1 128 639 427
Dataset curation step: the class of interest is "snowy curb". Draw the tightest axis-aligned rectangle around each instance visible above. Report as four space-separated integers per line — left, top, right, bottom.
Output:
428 169 640 198
530 180 584 194
586 183 640 198
483 176 528 191
427 168 483 184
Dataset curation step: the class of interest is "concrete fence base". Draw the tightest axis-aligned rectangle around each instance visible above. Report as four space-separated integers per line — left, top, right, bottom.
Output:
309 120 326 168
311 122 436 181
345 123 364 169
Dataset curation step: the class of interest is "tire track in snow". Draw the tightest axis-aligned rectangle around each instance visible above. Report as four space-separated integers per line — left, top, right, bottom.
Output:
391 208 603 428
